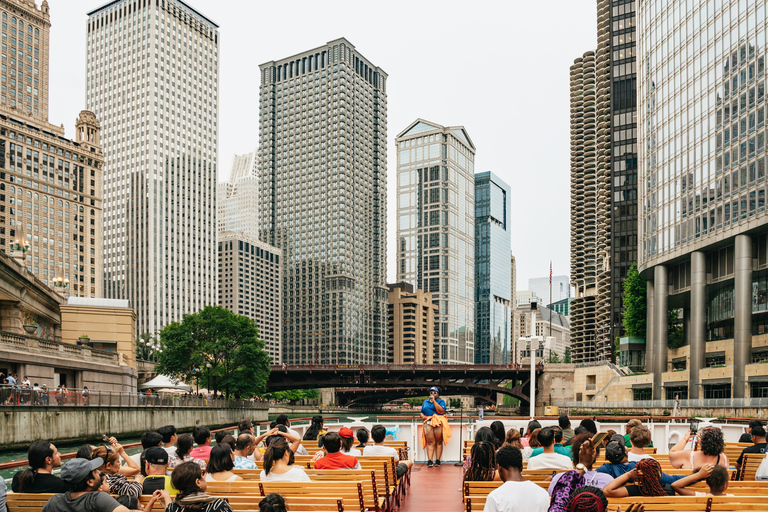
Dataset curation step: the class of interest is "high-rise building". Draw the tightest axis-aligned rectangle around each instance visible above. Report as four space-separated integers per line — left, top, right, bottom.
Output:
387 282 436 364
218 231 282 362
516 290 542 307
637 0 768 399
0 0 50 121
218 151 258 239
86 0 219 334
396 119 476 364
570 47 612 363
474 172 511 364
0 1 102 297
510 252 518 364
529 275 571 307
258 38 388 364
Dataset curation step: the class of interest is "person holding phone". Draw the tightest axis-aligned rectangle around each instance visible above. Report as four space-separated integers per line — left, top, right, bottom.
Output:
669 427 729 470
420 386 450 467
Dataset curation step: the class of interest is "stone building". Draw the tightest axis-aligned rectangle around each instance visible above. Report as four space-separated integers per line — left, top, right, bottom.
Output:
387 282 436 364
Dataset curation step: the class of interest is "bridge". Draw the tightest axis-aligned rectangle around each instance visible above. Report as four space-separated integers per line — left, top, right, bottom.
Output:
267 364 543 407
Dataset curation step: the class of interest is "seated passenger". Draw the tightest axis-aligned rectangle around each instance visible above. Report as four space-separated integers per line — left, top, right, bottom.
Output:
603 458 675 498
339 427 362 456
354 428 369 450
463 442 500 482
623 419 653 448
548 433 613 498
669 426 729 470
233 433 258 470
564 486 613 512
736 425 767 478
363 424 413 478
12 440 66 493
314 432 361 469
166 461 233 512
189 427 213 462
168 434 207 471
260 437 310 482
482 446 550 512
530 426 571 458
259 493 287 512
672 464 733 497
141 447 176 495
93 445 142 498
205 444 242 482
527 427 573 470
627 426 655 462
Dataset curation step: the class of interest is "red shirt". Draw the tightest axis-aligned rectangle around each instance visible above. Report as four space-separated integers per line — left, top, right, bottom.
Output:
314 452 359 469
189 445 212 461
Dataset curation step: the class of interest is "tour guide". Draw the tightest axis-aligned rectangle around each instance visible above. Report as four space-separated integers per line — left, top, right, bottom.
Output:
420 386 451 467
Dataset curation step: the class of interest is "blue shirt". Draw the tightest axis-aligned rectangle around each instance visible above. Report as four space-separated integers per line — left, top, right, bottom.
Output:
421 397 446 417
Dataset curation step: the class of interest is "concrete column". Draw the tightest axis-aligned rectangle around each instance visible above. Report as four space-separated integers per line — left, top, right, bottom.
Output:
646 279 655 375
689 252 707 400
653 265 668 400
734 235 753 399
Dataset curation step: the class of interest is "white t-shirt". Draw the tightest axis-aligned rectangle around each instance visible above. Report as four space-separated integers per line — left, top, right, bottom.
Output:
526 452 573 471
260 466 311 482
363 445 400 464
483 480 550 512
628 452 654 462
341 447 362 457
163 446 177 458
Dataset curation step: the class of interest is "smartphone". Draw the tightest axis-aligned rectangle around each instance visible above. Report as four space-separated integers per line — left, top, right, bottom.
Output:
590 431 609 447
102 434 109 441
690 421 699 434
519 428 525 436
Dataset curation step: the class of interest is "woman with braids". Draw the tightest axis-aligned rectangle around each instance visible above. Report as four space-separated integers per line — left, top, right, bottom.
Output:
11 440 66 493
603 458 674 498
565 486 609 512
166 461 232 512
260 437 310 482
462 427 497 474
463 442 500 482
669 426 729 470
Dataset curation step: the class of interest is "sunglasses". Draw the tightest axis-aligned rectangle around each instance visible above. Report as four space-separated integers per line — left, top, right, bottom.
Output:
101 444 113 452
429 391 438 394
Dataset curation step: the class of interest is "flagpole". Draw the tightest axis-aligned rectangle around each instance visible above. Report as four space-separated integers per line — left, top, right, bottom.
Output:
549 262 552 362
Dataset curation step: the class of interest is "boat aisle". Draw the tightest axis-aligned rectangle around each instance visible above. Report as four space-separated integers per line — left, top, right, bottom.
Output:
400 462 464 512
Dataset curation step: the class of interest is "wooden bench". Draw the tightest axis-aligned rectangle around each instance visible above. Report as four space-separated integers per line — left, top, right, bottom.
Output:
465 495 768 512
739 453 766 480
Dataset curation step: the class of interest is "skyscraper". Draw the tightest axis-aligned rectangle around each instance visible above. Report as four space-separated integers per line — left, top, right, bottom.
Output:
396 119 476 364
258 38 387 365
474 172 511 364
86 0 219 334
510 252 518 363
218 151 258 239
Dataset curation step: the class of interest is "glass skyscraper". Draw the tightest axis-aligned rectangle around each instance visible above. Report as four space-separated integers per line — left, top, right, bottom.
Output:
396 119 476 364
258 38 388 365
474 172 511 364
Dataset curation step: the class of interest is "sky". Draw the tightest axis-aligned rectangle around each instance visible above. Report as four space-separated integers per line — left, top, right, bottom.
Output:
48 0 598 293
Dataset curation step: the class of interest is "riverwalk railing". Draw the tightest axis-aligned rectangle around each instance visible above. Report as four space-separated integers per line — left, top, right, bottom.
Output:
0 385 270 409
557 397 768 409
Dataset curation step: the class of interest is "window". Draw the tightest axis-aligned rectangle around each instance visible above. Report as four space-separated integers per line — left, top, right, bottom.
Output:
704 384 731 399
633 388 652 400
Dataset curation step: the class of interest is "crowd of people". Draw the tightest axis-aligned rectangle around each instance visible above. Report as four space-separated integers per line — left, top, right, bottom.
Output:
467 414 767 512
0 373 90 406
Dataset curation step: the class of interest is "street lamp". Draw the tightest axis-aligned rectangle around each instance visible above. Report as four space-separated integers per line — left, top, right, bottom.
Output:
10 239 30 261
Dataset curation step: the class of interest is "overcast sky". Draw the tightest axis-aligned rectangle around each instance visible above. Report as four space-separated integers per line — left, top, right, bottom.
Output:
48 0 598 292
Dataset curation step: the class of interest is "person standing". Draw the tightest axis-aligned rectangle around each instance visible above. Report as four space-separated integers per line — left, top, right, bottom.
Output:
420 386 450 467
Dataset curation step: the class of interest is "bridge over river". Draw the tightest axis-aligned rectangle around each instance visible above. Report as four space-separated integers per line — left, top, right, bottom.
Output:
267 363 542 406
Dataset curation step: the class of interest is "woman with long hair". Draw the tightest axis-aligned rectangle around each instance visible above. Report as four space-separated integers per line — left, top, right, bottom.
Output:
303 415 326 441
489 421 506 450
522 428 542 462
205 444 242 482
166 461 233 512
603 458 673 497
501 429 524 451
260 437 310 482
11 440 66 493
463 441 499 482
93 444 143 497
169 434 207 471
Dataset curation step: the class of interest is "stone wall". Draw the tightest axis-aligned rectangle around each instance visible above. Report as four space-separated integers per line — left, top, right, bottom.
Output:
0 405 268 449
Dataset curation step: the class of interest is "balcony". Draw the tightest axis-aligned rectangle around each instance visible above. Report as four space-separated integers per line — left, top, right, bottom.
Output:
0 330 119 365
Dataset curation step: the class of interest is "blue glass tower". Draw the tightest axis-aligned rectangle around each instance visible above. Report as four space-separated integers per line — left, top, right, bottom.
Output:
474 172 512 364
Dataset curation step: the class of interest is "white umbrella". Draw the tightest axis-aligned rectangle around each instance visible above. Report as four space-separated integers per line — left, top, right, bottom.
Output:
139 374 192 392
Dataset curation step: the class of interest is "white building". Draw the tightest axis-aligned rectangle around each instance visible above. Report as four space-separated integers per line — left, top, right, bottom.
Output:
516 290 542 307
86 0 219 334
514 303 571 365
528 275 571 307
218 151 258 239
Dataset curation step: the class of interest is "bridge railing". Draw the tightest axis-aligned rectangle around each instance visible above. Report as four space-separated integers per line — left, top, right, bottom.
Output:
0 385 270 409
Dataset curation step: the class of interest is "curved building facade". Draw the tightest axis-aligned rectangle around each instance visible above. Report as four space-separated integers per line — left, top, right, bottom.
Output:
639 0 768 398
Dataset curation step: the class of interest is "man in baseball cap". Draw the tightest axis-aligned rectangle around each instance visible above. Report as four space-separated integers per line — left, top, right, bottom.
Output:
41 457 132 511
141 446 176 496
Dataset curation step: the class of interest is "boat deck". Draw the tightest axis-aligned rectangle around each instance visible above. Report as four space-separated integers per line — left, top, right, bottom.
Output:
400 462 464 512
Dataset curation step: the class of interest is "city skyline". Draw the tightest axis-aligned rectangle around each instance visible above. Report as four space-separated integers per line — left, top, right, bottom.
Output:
46 0 596 290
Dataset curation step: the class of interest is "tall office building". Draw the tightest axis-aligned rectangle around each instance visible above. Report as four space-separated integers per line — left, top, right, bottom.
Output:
510 252 519 364
474 172 511 364
529 275 571 307
396 119 476 364
86 0 219 334
218 151 258 239
638 0 768 399
259 38 388 364
569 47 612 364
218 231 282 362
0 0 50 121
387 282 436 364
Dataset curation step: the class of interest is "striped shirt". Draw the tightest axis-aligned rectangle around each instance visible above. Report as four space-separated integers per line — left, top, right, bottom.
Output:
106 473 142 497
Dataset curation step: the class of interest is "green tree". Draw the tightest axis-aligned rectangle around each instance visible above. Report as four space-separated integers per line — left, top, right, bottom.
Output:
622 262 647 338
264 389 320 402
156 306 271 399
564 347 572 364
549 351 562 363
668 308 685 349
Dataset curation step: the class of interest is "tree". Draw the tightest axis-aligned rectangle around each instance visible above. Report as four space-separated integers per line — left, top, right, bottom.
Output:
564 347 572 364
668 308 685 349
548 351 562 363
622 262 647 338
264 389 319 402
156 306 271 399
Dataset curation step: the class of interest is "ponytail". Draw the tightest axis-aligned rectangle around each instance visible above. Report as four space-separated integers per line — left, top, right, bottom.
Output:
18 440 54 492
304 415 324 441
263 438 289 475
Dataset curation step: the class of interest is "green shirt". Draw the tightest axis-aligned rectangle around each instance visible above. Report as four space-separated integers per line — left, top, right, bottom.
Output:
531 444 572 458
624 433 653 448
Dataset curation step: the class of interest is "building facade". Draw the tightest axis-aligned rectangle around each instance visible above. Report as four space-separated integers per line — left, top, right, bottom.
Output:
516 290 543 307
396 119 476 364
529 275 571 307
637 0 768 399
218 231 282 363
514 303 571 365
86 0 219 334
510 252 519 364
474 171 511 364
258 38 388 364
387 282 436 364
549 297 572 318
0 0 50 121
218 151 258 239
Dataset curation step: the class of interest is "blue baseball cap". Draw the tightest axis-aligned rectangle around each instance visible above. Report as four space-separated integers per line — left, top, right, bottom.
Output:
429 386 439 393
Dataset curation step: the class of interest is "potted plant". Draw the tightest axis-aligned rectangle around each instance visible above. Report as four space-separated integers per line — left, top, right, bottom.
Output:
78 334 90 345
22 323 36 335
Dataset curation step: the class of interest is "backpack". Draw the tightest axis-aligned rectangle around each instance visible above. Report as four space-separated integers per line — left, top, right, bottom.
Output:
548 470 585 512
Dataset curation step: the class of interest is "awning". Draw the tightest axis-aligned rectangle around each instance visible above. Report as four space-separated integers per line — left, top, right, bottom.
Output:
139 374 192 392
702 378 731 385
